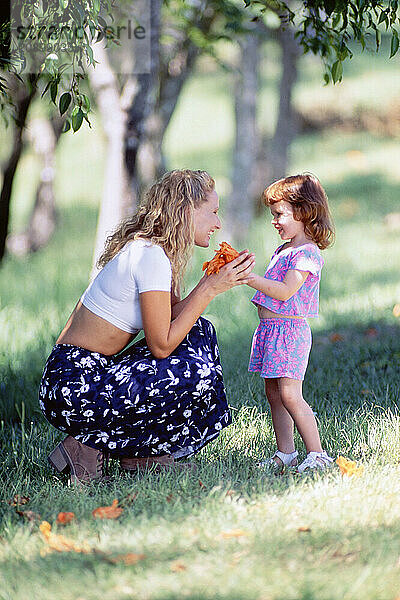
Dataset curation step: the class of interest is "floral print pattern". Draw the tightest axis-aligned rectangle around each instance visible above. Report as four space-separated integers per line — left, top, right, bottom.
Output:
39 317 231 458
248 318 312 381
251 243 323 318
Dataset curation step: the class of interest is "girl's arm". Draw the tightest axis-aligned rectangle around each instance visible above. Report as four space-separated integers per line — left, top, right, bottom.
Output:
140 251 255 359
246 269 308 301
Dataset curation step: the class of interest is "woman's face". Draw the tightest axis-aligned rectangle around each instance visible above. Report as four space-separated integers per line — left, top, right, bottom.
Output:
193 190 221 247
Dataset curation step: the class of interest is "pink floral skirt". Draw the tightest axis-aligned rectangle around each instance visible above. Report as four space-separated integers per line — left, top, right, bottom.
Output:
248 318 311 381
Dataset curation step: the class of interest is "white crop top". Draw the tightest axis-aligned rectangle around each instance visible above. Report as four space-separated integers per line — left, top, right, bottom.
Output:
81 239 172 334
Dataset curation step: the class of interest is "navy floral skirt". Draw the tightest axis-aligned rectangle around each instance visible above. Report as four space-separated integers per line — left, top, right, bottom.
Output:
39 317 231 458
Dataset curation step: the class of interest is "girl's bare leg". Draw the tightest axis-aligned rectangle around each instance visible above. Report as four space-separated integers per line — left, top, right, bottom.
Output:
265 378 296 463
278 377 322 453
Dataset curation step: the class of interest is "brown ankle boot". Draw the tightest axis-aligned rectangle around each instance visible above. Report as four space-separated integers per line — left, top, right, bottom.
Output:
48 436 104 484
119 454 174 472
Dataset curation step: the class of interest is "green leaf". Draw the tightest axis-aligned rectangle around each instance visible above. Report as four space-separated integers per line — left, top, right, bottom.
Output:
59 0 68 9
59 92 71 115
50 80 58 105
82 94 90 112
378 10 388 25
71 108 84 132
331 60 343 83
390 31 399 57
40 79 51 99
86 44 94 64
62 119 71 133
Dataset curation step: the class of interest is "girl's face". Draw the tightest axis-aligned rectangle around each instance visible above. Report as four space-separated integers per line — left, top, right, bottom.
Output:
270 200 305 241
193 190 222 247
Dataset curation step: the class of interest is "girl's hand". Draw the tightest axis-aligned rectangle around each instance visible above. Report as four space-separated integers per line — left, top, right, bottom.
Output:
203 250 256 296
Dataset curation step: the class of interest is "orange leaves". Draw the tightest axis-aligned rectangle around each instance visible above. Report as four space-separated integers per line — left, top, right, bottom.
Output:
56 512 75 525
92 499 123 520
109 552 145 566
39 521 91 554
329 332 344 343
7 495 30 507
170 559 187 572
202 242 239 275
336 456 364 477
297 526 311 533
219 529 248 539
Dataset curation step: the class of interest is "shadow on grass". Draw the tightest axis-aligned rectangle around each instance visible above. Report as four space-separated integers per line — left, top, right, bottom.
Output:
220 318 400 414
2 516 400 600
326 171 400 223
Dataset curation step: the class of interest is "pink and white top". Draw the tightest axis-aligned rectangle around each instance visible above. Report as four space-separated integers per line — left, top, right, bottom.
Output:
251 243 324 318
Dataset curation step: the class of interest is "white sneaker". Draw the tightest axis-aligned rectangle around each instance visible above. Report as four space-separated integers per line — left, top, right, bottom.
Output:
297 451 334 474
258 450 298 473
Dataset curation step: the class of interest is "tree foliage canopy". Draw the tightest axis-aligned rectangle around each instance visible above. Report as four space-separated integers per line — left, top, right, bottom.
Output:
0 0 399 129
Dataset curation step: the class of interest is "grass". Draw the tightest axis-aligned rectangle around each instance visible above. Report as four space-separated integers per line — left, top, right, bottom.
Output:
1 44 400 600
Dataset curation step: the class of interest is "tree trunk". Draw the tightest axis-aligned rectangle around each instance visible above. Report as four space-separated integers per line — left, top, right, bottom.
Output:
225 32 260 243
124 0 161 200
252 22 300 215
88 42 135 278
137 4 217 192
0 74 37 263
269 22 300 181
6 114 64 256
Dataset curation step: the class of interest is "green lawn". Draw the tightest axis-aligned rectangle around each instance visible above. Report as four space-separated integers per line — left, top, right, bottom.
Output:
1 42 400 600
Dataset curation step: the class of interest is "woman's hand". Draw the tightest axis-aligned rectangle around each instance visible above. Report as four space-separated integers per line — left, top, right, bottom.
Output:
202 250 256 296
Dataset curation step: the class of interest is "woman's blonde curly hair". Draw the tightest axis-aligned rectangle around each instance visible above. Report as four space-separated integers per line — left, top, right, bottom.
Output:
97 169 215 293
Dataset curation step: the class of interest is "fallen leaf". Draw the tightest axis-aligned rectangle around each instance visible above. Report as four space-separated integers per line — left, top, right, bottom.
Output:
92 499 123 520
331 550 358 562
225 489 235 497
56 512 76 525
229 550 247 566
336 456 364 477
219 529 248 539
361 389 371 395
297 526 311 533
198 480 206 489
16 510 41 522
345 150 367 170
364 328 378 338
7 495 30 507
166 494 174 503
329 332 344 343
393 304 400 318
337 199 360 219
110 552 145 566
202 242 239 275
39 521 91 553
171 560 187 572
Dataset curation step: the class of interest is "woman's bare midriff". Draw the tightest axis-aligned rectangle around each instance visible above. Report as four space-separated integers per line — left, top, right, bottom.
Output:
257 305 304 320
56 301 135 355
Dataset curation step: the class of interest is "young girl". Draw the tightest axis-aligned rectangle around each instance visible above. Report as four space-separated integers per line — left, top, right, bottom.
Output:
247 173 335 473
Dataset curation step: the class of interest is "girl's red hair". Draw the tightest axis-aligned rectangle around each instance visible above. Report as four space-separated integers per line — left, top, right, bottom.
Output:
263 173 335 250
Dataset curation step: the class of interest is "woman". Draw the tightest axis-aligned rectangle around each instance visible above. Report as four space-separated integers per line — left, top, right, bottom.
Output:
39 169 255 484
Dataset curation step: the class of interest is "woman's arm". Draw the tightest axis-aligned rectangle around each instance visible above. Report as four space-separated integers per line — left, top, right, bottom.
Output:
246 269 308 302
140 251 255 359
170 274 208 320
